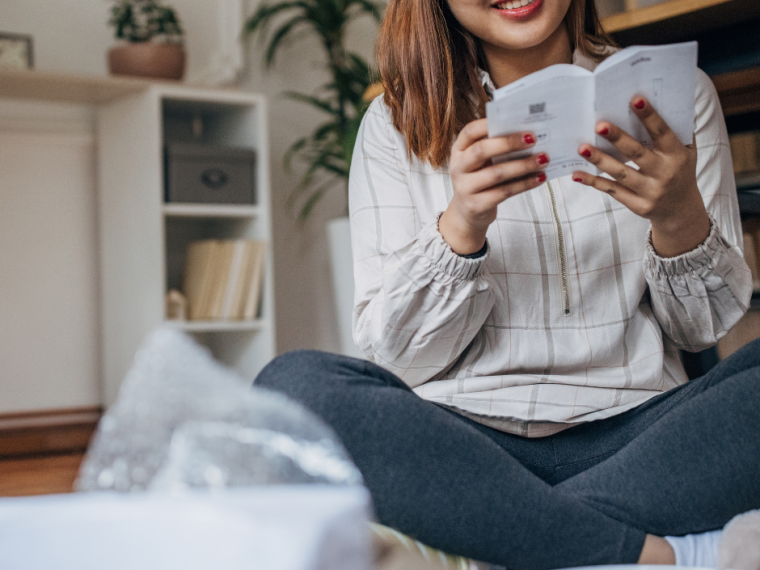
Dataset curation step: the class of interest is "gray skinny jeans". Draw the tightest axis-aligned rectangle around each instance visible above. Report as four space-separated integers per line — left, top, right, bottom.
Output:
254 338 760 570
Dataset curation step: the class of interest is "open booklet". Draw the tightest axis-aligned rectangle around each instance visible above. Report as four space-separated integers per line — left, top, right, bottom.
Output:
486 41 698 181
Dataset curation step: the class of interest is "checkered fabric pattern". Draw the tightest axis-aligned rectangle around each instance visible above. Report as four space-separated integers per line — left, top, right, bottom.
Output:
348 53 752 437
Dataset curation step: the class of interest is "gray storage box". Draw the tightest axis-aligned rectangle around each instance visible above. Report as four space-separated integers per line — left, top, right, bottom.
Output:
165 143 256 204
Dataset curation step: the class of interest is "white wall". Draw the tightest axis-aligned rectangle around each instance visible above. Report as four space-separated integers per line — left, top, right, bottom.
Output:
0 104 102 413
0 0 112 75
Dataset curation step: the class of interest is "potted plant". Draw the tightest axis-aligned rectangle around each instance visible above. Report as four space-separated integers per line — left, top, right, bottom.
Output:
108 0 186 80
245 0 384 356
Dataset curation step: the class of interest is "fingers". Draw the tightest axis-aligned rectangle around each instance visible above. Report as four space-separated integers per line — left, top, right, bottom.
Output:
451 119 490 153
572 171 645 212
477 171 548 208
595 121 655 169
457 131 538 172
630 96 680 152
469 152 549 193
577 143 646 190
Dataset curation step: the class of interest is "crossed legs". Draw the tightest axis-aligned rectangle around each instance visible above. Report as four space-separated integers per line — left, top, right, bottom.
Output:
254 339 760 569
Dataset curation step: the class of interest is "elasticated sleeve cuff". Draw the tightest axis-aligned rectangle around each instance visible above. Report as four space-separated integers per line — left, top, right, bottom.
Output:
412 214 489 281
643 214 730 278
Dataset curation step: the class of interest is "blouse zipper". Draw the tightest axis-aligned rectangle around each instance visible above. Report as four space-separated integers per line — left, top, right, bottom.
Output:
546 180 570 316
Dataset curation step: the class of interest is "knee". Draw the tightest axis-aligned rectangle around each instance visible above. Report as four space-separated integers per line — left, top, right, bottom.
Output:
254 349 361 394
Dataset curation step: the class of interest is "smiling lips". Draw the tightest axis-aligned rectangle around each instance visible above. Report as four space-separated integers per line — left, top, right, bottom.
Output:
491 0 543 20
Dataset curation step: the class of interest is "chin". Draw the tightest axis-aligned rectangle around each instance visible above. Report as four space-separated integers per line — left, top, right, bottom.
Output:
488 24 557 50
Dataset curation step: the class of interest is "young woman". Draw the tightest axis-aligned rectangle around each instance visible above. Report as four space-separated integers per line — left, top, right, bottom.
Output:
256 0 760 567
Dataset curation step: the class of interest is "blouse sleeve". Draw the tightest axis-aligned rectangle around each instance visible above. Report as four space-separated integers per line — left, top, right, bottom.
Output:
643 69 753 352
348 96 499 388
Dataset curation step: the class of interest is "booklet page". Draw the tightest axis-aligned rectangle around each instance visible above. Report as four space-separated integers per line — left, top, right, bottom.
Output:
594 42 698 162
486 66 595 180
484 42 698 181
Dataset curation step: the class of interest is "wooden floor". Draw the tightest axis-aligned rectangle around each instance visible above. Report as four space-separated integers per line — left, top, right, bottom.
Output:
0 453 84 497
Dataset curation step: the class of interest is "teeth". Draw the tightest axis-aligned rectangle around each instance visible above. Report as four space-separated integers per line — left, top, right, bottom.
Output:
494 0 535 9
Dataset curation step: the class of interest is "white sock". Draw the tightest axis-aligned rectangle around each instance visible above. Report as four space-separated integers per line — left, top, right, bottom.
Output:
665 529 722 567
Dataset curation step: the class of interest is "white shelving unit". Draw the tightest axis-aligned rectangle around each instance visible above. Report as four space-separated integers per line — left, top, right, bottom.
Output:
0 69 276 408
98 83 276 405
162 203 262 218
165 320 268 333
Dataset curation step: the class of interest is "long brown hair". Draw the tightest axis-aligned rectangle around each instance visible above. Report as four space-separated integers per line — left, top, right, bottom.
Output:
376 0 616 168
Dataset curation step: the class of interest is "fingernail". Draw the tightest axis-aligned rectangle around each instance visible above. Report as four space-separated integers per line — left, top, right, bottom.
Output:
524 133 535 145
537 173 547 183
634 98 646 110
598 127 609 136
581 148 592 158
537 153 549 165
573 177 583 183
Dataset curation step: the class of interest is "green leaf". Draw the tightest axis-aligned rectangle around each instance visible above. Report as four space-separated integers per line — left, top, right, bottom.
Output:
297 181 334 221
245 2 307 51
284 137 310 170
242 0 384 219
284 92 339 116
245 2 303 35
264 16 310 66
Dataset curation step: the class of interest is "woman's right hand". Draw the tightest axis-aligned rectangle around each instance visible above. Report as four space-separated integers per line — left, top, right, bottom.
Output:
439 118 549 255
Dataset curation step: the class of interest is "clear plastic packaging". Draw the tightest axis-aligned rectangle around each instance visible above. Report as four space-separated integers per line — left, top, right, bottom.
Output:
76 328 363 492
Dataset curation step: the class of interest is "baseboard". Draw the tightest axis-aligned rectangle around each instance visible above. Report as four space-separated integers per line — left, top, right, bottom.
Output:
0 406 102 459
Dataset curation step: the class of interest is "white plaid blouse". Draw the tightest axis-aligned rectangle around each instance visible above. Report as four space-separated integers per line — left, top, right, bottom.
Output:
348 53 752 437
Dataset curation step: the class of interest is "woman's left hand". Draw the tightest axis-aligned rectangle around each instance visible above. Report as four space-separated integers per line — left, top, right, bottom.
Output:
572 96 711 258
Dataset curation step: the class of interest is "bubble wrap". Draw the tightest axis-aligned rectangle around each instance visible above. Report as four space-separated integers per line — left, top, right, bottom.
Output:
76 328 363 492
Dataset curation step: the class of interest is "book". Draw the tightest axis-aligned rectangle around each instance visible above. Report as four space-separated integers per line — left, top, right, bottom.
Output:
220 240 248 320
730 132 760 174
744 217 760 291
207 240 237 320
181 239 268 321
196 241 224 320
183 240 218 320
229 241 255 319
717 311 760 360
486 42 698 181
242 241 267 321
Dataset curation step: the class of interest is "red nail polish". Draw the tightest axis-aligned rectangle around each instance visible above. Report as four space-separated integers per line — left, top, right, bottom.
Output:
573 177 583 183
524 134 535 145
537 153 549 165
598 127 609 136
634 99 646 110
581 149 592 158
537 173 547 183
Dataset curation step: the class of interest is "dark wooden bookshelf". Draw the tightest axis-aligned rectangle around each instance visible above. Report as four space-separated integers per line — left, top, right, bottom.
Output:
604 0 760 46
713 67 760 117
602 0 760 119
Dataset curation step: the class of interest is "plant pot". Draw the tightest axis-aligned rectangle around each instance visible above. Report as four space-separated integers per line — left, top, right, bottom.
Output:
327 217 364 359
108 43 186 81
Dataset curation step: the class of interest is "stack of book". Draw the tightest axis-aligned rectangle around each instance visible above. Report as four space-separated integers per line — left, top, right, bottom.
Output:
743 218 760 293
182 239 267 321
730 131 760 174
718 217 760 359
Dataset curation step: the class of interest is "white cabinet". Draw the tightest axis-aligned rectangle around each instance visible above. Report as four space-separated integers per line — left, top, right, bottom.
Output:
0 70 276 409
98 85 275 405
